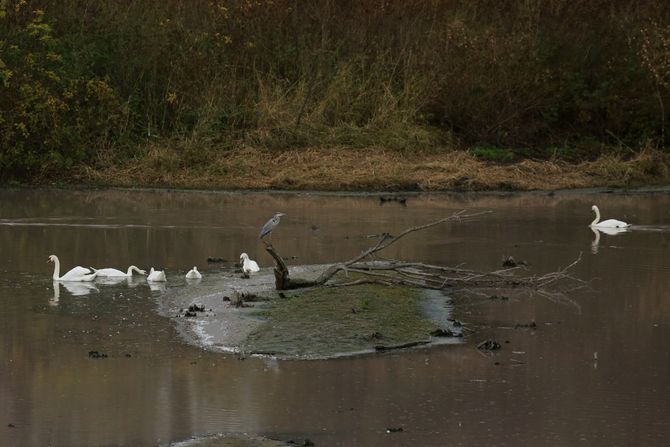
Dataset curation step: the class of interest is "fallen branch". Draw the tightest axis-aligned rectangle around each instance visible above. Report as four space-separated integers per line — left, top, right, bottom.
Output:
264 211 585 300
312 210 492 286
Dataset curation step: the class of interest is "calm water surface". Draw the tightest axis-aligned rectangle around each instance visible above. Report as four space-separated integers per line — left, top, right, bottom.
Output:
2 188 670 446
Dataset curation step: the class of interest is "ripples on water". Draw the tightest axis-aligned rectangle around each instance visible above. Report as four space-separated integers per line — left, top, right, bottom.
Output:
2 189 670 446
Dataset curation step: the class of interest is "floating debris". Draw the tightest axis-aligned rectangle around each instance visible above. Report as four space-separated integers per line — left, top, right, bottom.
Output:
88 350 108 359
229 291 258 307
489 294 509 301
188 304 205 312
430 328 461 338
375 340 429 352
501 256 527 268
379 195 408 206
514 321 537 329
448 318 463 327
386 427 404 433
477 340 501 352
287 438 315 446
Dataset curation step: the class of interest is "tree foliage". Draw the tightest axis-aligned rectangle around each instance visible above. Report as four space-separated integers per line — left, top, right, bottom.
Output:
1 0 669 181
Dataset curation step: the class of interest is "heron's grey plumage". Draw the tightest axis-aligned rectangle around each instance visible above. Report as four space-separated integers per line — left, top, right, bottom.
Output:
259 212 285 239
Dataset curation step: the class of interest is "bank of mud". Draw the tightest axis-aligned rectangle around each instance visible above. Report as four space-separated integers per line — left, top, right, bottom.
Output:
168 432 298 447
154 266 463 360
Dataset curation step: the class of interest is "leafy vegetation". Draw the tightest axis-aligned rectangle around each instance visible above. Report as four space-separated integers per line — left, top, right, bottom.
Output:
470 146 515 162
1 0 669 183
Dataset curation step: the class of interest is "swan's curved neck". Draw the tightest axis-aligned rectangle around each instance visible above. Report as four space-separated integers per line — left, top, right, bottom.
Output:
127 266 140 276
52 257 61 280
591 207 601 226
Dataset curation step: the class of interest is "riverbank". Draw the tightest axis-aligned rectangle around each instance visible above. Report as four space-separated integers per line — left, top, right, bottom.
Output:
44 147 670 192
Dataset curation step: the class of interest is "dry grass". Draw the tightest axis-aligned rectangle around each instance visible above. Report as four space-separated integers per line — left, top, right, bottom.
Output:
76 146 670 192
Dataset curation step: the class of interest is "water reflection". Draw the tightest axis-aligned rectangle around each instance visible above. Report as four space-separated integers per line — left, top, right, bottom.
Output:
148 282 167 293
95 276 129 286
590 226 630 254
56 280 99 297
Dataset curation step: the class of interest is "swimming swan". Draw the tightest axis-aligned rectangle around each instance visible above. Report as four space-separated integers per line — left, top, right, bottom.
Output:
90 266 146 277
147 267 167 282
590 205 631 228
240 253 260 274
48 255 98 282
185 266 202 279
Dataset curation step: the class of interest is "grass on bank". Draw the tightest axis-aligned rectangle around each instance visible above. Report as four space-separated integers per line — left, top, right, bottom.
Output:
63 143 670 192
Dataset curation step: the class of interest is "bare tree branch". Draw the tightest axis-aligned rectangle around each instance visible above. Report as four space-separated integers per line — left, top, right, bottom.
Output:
263 211 584 302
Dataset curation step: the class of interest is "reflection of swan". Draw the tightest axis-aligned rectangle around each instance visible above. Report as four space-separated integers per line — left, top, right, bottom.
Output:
48 255 97 281
147 267 167 282
59 280 99 296
126 276 145 288
590 226 630 254
590 205 631 228
185 267 202 279
90 265 146 277
50 282 60 306
95 276 128 286
240 253 260 274
148 282 167 293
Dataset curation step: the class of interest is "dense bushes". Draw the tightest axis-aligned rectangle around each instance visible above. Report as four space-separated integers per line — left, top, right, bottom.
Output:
0 2 125 178
1 0 669 181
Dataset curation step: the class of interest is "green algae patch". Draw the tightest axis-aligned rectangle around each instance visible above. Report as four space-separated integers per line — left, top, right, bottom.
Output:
242 284 438 359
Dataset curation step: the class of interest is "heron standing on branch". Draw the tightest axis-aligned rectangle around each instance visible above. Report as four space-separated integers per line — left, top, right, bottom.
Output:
259 212 285 242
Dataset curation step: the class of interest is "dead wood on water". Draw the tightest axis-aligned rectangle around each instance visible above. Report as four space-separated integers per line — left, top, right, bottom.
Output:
264 211 585 297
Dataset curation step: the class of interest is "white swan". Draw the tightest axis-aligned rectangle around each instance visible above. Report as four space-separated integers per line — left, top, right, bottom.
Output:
147 267 167 282
90 265 146 277
590 205 631 228
48 255 98 282
185 266 202 279
240 253 260 274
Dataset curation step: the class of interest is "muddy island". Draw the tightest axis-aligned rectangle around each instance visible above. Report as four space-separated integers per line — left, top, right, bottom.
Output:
156 212 582 360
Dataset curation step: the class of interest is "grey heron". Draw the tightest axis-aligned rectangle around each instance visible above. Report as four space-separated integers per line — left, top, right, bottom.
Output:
259 212 285 240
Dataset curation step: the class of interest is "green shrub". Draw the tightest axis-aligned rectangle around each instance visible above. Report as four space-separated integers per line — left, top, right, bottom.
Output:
470 146 515 162
0 2 125 179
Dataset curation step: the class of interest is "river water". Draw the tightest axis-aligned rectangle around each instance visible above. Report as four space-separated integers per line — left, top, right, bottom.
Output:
1 188 670 446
